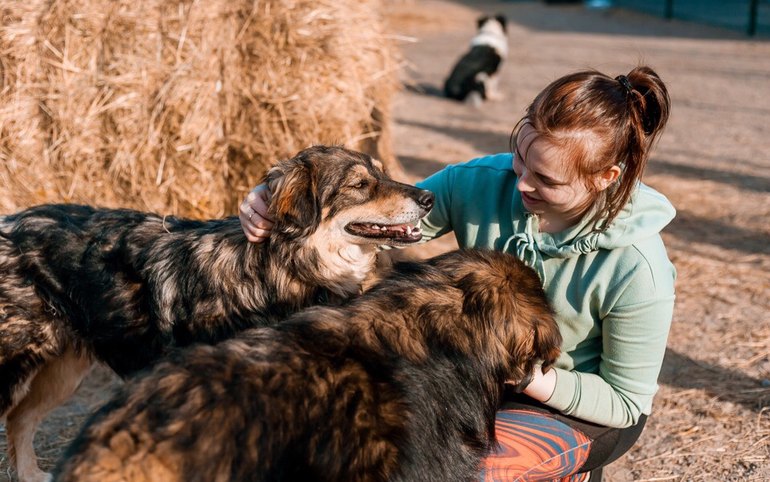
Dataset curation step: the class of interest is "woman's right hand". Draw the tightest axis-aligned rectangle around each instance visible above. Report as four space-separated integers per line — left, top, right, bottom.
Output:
239 184 274 243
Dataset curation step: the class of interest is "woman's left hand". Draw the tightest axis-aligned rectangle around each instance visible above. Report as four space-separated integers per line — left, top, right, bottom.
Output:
239 184 274 243
522 365 557 402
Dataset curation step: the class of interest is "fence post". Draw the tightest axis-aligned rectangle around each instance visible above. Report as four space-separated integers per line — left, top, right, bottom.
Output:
748 0 759 35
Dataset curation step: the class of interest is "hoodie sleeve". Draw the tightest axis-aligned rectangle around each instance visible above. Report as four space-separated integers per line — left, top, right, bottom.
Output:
415 153 516 243
545 238 676 428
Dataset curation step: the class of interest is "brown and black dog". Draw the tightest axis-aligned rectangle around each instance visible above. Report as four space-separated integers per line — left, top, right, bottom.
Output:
0 145 434 482
54 249 561 482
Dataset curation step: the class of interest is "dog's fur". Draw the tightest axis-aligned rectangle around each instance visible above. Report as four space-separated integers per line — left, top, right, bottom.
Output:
443 14 508 104
0 145 434 482
54 249 562 482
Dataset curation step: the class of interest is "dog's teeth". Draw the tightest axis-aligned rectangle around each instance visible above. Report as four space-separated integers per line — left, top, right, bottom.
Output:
406 226 412 235
371 224 380 230
380 226 388 231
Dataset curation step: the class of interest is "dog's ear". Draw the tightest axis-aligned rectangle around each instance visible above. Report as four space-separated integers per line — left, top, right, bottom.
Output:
476 15 490 29
437 250 561 379
494 14 507 29
502 293 560 384
264 157 320 237
452 264 530 381
533 308 561 370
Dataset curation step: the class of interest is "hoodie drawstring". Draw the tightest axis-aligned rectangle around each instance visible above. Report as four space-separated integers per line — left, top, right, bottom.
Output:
503 214 546 283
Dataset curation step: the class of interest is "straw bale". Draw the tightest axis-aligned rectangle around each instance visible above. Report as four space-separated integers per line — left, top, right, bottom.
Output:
0 0 401 217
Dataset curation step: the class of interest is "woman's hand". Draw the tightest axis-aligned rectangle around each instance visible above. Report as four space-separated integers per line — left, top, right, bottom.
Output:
508 365 557 402
239 184 274 243
523 365 557 402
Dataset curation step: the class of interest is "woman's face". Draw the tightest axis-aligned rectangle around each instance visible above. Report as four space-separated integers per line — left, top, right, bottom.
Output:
512 123 610 233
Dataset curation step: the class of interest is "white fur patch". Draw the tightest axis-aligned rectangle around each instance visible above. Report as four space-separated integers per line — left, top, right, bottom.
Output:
304 222 377 297
470 20 508 58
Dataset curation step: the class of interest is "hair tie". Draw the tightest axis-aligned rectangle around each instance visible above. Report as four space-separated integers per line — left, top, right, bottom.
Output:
615 75 634 94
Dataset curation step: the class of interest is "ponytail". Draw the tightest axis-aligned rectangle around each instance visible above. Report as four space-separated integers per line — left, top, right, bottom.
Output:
606 66 670 228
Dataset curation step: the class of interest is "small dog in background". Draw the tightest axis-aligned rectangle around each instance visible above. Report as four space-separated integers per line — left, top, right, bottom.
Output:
443 14 508 105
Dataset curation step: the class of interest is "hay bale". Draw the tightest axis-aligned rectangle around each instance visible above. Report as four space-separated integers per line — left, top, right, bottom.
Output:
0 0 401 217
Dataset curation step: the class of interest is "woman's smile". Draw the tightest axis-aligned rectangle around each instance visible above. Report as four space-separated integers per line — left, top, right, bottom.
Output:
520 191 542 207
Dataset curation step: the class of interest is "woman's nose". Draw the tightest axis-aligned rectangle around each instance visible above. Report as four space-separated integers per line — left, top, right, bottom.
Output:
518 170 534 192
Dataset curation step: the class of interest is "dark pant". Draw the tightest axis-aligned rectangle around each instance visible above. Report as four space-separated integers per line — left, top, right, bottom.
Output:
492 392 647 481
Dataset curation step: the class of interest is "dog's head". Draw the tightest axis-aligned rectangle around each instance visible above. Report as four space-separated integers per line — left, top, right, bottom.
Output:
264 145 433 246
429 249 561 384
477 14 507 34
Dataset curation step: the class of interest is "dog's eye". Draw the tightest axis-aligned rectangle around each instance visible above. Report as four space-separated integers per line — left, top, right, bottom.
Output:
349 180 368 189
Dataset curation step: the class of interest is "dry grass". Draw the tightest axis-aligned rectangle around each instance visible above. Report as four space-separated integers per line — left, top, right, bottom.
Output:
0 0 400 218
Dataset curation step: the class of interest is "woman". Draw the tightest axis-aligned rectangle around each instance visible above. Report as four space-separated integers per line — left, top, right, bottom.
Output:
240 66 675 481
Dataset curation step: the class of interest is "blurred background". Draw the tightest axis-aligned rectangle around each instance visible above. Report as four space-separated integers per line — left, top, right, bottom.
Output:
1 0 769 480
594 0 770 36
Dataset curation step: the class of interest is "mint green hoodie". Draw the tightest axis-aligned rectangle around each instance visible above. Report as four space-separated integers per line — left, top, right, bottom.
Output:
417 153 676 428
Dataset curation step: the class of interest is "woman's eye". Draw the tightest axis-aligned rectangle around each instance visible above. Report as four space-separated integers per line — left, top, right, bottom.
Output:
540 176 560 187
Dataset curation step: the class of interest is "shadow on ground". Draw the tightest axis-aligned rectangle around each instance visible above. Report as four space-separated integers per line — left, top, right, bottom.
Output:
404 82 445 99
397 119 511 157
665 210 770 256
649 158 770 193
659 348 770 413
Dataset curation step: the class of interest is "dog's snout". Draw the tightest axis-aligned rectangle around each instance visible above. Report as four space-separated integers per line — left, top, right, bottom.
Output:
417 190 434 211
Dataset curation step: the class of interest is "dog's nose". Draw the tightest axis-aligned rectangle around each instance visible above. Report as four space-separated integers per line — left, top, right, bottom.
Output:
417 190 434 211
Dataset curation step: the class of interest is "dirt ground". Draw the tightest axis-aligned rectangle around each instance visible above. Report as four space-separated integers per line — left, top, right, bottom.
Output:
2 1 769 481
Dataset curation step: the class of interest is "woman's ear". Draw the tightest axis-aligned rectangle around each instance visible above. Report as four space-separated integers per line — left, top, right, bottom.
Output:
596 165 622 191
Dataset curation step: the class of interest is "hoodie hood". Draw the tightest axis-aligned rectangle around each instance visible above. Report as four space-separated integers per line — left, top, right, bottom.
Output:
505 181 676 282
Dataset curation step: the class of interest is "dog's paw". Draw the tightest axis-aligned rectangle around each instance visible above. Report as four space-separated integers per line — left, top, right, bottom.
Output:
466 91 484 108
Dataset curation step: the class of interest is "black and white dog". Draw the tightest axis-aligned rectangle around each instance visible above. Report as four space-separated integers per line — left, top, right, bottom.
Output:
443 14 508 105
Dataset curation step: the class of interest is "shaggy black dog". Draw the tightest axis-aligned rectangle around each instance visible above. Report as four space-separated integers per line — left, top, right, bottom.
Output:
54 249 561 482
0 145 433 482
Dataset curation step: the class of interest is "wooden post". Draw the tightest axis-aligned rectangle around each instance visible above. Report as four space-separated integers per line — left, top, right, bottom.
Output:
748 0 759 36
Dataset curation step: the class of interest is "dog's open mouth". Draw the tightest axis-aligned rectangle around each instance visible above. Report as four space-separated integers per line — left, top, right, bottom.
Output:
345 221 423 243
